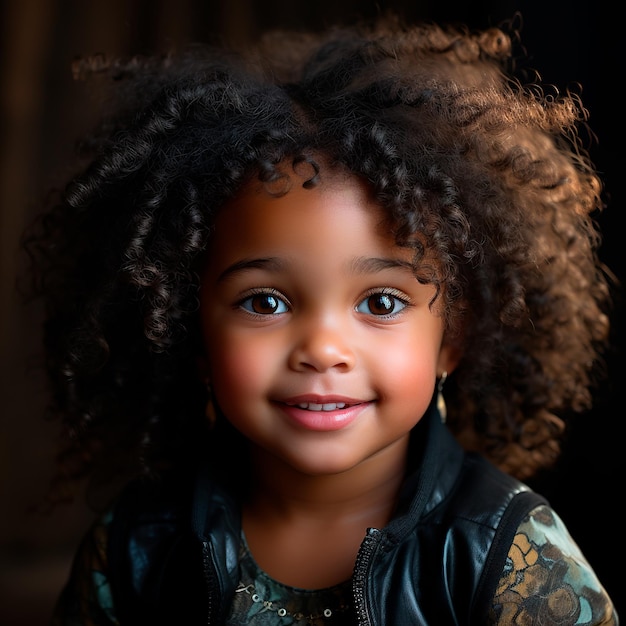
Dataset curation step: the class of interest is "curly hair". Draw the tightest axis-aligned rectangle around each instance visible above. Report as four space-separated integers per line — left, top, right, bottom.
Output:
23 13 612 501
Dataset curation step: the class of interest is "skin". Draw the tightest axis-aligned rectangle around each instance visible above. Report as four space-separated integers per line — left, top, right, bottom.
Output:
199 167 459 588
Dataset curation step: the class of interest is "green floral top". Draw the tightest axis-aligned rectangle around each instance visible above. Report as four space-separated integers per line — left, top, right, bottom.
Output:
227 533 355 625
51 505 618 625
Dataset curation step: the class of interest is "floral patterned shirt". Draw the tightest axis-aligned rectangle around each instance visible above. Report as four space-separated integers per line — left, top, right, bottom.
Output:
51 505 618 625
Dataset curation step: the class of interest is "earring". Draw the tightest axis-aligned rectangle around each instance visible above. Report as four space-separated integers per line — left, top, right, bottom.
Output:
437 371 448 423
205 382 217 429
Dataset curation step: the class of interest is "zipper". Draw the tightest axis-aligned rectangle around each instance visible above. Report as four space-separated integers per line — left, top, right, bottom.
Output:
200 540 219 625
352 528 382 626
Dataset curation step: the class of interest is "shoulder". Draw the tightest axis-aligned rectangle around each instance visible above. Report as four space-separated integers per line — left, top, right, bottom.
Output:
52 469 207 626
490 505 619 624
434 451 547 527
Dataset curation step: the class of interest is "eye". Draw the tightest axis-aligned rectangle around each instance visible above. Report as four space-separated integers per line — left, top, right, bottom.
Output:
356 290 408 316
238 290 290 315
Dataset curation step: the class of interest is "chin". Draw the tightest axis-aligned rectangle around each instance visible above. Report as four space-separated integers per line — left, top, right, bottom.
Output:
279 449 365 477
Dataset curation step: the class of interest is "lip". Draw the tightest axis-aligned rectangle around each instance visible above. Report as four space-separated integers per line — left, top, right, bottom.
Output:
276 395 372 431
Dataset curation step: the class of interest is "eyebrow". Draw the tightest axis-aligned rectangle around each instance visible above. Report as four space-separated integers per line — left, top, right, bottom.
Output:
217 255 416 283
217 257 286 283
349 256 416 275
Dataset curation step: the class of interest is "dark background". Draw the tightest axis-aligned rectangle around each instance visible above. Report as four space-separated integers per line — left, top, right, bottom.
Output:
1 1 623 624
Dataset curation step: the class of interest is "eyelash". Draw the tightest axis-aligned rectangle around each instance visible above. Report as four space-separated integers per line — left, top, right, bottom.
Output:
236 287 411 318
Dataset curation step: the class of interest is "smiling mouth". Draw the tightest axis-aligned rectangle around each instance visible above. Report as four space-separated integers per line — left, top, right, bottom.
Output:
285 401 349 411
279 400 368 431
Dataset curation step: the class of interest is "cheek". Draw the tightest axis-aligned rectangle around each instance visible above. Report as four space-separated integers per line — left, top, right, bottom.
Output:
373 332 441 402
205 331 276 405
386 353 435 394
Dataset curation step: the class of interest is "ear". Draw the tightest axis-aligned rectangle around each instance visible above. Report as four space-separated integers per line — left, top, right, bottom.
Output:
437 339 463 377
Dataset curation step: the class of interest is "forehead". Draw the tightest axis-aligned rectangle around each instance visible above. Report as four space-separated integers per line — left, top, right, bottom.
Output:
204 170 411 272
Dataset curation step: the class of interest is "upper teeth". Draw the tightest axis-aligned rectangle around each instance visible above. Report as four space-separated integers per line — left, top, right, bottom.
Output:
294 402 346 411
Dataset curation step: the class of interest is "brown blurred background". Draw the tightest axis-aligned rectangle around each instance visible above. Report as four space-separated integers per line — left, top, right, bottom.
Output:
1 1 624 624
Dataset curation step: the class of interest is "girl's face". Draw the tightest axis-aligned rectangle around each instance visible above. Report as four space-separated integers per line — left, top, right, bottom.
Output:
200 171 457 477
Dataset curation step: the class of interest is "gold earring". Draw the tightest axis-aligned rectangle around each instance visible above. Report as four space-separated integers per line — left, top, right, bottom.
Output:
205 382 217 429
437 371 448 423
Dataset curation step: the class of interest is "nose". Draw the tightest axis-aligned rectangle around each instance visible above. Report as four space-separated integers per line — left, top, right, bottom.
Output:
288 317 356 373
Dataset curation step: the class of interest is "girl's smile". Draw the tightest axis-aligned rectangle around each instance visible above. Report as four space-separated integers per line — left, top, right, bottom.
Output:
199 168 457 477
277 396 373 431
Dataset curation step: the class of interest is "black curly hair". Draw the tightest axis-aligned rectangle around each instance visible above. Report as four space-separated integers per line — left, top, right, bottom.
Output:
23 13 612 502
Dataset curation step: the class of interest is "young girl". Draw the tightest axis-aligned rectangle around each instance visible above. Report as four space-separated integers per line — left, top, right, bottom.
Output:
24 12 618 625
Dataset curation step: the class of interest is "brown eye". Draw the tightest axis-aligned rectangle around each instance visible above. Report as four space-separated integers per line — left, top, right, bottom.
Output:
368 294 394 315
240 291 289 315
356 291 408 316
251 294 279 314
